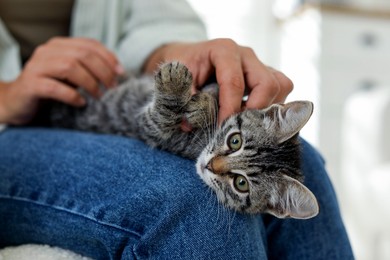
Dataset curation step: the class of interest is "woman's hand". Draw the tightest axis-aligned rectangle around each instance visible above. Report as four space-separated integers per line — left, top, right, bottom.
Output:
144 39 294 124
0 37 124 125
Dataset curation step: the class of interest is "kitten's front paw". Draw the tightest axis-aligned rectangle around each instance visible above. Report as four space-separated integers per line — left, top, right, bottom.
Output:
185 92 218 129
155 62 192 96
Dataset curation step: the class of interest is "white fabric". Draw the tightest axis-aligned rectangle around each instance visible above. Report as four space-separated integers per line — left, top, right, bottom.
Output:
0 244 92 260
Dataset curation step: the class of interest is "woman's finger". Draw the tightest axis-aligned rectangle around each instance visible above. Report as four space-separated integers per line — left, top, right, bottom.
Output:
208 39 245 124
32 77 86 106
31 54 101 98
267 67 294 103
239 47 281 109
43 37 123 87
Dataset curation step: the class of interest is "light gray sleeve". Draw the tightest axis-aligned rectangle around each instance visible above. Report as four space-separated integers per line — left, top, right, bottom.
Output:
117 0 208 73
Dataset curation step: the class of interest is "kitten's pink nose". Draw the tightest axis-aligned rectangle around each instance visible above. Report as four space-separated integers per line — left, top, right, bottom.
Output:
206 156 229 175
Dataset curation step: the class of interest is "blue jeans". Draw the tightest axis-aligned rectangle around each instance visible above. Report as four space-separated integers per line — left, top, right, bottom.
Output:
0 128 353 259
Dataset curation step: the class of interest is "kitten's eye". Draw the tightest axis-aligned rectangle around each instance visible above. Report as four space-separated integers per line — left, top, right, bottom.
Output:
233 175 249 193
228 133 242 151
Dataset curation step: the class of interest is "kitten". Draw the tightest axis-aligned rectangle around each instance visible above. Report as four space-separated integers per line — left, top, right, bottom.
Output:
49 62 319 219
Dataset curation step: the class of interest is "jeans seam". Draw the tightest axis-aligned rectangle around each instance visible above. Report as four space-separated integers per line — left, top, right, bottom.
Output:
0 196 142 238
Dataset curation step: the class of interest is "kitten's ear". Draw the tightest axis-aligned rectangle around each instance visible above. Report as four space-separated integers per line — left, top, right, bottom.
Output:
266 175 319 219
268 101 313 143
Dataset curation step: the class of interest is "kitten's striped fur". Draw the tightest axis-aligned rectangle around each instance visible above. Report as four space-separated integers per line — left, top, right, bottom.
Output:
50 62 319 219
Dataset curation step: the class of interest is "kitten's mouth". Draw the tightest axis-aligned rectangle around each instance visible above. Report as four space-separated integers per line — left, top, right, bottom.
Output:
199 163 207 173
196 159 209 175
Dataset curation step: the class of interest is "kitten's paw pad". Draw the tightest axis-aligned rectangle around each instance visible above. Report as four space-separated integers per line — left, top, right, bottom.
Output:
155 62 193 94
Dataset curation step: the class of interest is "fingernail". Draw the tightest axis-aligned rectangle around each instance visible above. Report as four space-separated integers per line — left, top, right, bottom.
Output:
115 65 125 75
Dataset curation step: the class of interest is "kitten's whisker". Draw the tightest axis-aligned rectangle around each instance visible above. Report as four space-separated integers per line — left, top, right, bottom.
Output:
200 110 212 150
206 99 218 152
200 99 217 152
226 209 237 238
189 107 214 152
191 129 208 149
206 186 220 220
202 113 212 145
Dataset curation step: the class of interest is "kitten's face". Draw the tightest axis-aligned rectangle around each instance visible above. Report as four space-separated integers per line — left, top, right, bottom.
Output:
196 101 319 219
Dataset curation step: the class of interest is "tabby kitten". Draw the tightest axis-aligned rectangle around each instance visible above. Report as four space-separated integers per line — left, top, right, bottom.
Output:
50 62 319 219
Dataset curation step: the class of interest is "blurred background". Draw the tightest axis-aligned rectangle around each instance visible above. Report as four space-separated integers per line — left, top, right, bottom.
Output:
186 0 390 259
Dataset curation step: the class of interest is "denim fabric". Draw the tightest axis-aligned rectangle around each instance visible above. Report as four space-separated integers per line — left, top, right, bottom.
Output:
0 128 354 259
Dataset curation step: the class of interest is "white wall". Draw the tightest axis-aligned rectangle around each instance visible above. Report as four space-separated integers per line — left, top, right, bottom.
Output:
187 0 278 66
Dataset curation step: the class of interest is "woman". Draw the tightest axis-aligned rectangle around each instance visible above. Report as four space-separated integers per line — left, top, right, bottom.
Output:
0 0 353 258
